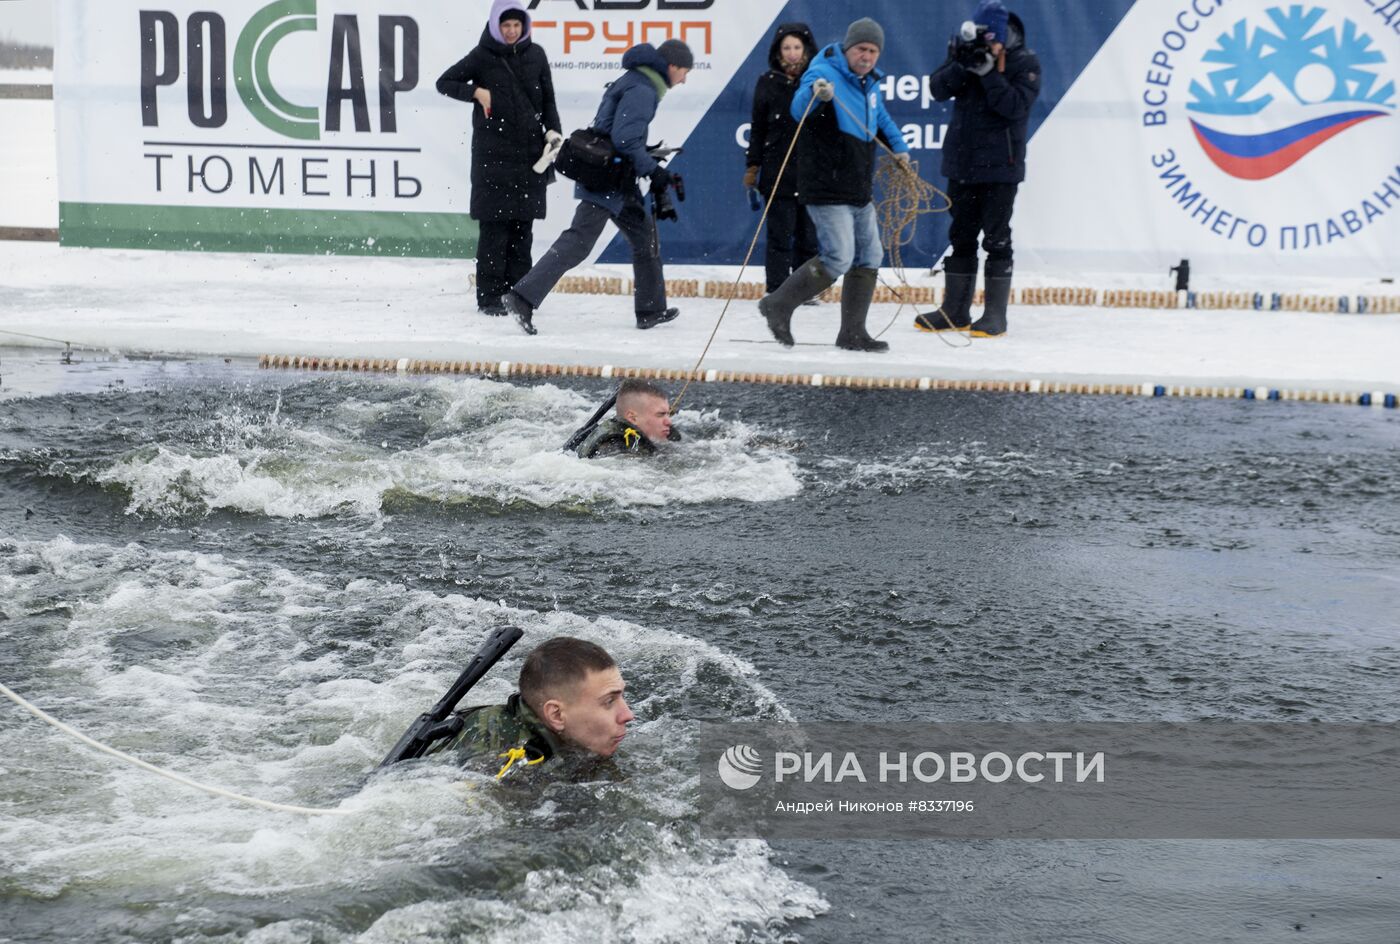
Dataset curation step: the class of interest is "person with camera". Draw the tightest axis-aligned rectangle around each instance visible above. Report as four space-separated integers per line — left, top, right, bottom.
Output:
744 23 820 298
917 0 1040 338
436 1 562 318
501 40 693 336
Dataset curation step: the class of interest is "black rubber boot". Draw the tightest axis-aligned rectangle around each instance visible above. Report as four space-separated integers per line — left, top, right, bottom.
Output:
835 266 888 353
758 257 835 347
915 256 976 332
970 260 1012 337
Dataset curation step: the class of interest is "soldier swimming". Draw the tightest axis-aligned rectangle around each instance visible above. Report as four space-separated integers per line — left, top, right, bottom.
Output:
380 630 633 780
567 379 680 459
433 636 634 778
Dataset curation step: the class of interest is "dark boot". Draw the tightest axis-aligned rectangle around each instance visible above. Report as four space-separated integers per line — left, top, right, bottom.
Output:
758 256 835 347
915 256 976 332
970 260 1011 337
835 266 888 353
501 291 537 336
636 307 679 330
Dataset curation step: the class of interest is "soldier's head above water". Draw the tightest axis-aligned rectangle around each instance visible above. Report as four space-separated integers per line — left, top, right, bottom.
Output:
521 637 634 758
574 379 680 459
614 379 673 445
430 636 634 775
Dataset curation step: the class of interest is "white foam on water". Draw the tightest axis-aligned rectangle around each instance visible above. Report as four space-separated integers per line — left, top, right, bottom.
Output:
0 536 822 941
351 836 827 944
91 378 802 519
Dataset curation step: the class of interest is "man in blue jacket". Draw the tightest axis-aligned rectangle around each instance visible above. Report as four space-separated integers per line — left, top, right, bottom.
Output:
917 1 1040 338
502 40 692 335
758 18 911 353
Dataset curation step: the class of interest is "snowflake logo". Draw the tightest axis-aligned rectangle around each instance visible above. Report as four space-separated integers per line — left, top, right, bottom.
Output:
1188 5 1396 116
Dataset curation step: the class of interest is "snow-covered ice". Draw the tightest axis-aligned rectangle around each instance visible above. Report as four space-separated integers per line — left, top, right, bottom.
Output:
1 241 1397 394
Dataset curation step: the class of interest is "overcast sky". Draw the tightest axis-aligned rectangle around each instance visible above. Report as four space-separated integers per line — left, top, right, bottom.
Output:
0 0 53 46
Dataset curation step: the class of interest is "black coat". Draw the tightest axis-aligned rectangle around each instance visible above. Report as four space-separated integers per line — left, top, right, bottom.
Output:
745 23 817 200
929 13 1041 185
437 28 561 221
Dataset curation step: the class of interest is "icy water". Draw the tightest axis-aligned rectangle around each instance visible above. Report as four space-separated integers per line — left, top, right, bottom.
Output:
2 348 1398 943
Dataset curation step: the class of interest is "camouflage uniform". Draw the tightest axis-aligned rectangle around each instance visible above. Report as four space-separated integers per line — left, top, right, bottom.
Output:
433 692 564 779
575 416 656 459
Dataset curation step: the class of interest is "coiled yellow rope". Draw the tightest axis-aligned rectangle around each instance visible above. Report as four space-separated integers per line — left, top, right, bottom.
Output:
874 152 951 276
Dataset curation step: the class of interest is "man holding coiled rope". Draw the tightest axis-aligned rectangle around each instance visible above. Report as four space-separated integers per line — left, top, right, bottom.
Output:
758 17 912 354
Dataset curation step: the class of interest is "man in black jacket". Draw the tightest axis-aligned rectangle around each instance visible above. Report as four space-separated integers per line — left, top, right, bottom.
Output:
437 1 561 317
744 23 819 295
919 0 1040 338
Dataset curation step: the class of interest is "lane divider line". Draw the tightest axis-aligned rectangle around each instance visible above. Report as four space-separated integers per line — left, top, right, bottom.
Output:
256 355 1396 409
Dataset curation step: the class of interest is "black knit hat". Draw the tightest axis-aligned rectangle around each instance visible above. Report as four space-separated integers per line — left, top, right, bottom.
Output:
657 39 694 70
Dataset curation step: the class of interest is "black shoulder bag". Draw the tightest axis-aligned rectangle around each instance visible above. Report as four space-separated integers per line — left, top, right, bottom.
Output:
555 127 630 192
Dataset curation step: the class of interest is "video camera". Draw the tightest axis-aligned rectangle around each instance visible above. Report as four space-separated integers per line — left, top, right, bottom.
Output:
647 143 685 222
651 172 686 221
952 19 997 68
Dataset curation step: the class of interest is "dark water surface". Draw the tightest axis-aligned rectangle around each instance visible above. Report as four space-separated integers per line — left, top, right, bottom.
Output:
2 349 1398 943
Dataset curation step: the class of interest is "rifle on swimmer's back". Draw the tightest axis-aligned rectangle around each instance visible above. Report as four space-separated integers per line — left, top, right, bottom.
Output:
561 389 619 454
379 625 524 767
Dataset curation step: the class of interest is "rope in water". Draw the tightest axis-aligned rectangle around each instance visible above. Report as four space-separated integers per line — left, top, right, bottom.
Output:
0 328 76 346
0 681 353 817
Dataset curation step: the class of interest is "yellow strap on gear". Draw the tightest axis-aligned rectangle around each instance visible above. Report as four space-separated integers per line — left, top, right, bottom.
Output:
495 745 545 780
623 427 640 449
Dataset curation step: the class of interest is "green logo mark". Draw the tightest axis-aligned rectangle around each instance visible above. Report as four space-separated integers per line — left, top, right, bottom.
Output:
234 0 320 140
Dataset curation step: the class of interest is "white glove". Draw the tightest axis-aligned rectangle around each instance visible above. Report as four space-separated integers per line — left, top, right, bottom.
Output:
812 78 835 102
533 132 564 174
968 48 996 77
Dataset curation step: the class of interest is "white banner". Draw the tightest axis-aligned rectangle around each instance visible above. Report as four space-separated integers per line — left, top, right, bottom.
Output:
1017 0 1400 278
53 0 785 255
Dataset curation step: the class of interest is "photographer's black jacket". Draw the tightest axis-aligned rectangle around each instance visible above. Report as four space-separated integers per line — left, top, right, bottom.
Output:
929 13 1041 185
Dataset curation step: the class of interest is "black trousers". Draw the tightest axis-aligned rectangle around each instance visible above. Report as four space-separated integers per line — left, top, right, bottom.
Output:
476 219 534 308
763 195 819 292
946 180 1019 278
512 195 666 316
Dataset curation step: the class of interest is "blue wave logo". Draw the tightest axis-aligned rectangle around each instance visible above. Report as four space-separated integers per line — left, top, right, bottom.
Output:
1186 5 1394 179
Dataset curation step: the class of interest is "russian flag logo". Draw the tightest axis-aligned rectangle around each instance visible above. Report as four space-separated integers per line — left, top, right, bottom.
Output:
1190 111 1389 180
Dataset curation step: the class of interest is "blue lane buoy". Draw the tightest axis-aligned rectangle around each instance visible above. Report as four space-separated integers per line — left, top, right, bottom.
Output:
1386 394 1397 409
1267 390 1282 401
1270 292 1282 311
1359 393 1372 406
1251 293 1264 310
1243 388 1256 400
1358 296 1369 314
1338 296 1350 314
1153 385 1166 397
1185 292 1197 309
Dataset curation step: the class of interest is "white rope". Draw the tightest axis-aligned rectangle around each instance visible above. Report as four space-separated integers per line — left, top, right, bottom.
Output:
0 681 353 817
